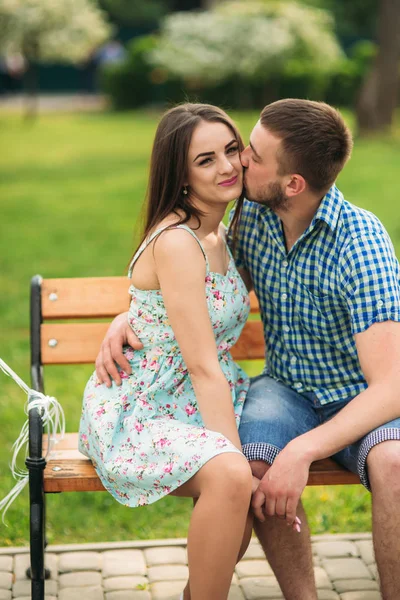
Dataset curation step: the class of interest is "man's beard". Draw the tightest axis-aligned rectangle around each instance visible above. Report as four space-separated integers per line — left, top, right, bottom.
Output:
244 179 289 212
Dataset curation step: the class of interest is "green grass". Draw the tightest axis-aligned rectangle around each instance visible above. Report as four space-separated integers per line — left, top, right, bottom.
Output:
2 108 400 546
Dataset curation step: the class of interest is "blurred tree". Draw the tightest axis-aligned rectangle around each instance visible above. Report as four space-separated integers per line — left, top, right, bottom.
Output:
356 0 400 134
302 0 377 41
99 0 170 25
0 0 112 117
150 0 343 107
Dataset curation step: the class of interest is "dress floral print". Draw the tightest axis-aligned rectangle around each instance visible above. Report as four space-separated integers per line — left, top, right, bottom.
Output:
79 225 250 507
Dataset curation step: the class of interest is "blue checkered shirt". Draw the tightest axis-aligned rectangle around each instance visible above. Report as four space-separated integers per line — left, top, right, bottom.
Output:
229 185 400 405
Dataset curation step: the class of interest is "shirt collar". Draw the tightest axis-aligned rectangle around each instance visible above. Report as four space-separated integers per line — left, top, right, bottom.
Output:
311 184 344 233
258 184 344 243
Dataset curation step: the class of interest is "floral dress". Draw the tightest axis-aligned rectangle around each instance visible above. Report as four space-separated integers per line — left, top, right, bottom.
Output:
78 224 250 507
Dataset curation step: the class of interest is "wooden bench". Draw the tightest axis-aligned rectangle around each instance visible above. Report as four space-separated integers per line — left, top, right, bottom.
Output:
27 274 360 600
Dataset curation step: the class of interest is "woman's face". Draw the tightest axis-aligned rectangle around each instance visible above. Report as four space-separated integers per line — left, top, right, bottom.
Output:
186 120 243 206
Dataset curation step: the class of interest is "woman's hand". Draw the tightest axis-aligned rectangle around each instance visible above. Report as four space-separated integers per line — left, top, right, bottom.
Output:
95 312 143 387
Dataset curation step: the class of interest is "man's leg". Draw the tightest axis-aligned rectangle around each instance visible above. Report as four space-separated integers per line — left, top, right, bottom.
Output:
333 418 400 600
239 376 319 600
251 460 317 600
366 438 400 600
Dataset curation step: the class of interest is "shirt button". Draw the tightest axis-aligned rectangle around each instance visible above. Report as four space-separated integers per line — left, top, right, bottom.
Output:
281 293 288 300
294 382 303 390
377 300 384 308
282 260 289 268
283 325 290 333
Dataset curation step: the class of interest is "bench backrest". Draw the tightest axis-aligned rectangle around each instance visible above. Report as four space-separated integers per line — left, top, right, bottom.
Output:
31 275 361 487
33 276 265 367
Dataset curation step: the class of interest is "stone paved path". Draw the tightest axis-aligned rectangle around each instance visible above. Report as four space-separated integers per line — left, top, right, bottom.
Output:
0 533 380 599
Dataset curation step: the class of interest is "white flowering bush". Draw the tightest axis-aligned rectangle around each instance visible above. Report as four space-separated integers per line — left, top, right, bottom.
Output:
0 0 112 63
151 0 342 84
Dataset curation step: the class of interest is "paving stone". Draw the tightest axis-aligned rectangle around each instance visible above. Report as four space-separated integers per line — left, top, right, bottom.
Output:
239 576 284 599
0 591 11 600
147 565 188 583
144 547 187 566
103 575 148 591
317 591 340 600
314 566 333 589
18 598 57 600
150 580 186 600
368 563 379 581
59 585 104 600
334 579 379 593
102 550 146 578
105 592 151 600
0 573 12 590
59 570 102 588
228 584 245 600
340 592 382 600
0 557 12 572
241 543 265 560
322 558 372 581
235 559 274 578
13 597 56 600
58 551 101 573
13 579 58 596
355 540 375 565
44 553 58 579
313 541 359 559
13 553 58 580
313 555 322 566
13 554 30 580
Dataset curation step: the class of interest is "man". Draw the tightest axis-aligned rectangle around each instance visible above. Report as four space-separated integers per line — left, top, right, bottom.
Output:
96 99 400 599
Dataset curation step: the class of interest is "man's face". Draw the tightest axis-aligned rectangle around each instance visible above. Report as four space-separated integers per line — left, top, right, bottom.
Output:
241 121 289 212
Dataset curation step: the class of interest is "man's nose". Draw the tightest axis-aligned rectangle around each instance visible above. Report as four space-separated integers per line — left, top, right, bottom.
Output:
241 146 250 167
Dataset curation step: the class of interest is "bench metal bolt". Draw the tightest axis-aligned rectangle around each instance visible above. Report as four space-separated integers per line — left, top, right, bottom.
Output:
49 293 58 301
48 339 58 348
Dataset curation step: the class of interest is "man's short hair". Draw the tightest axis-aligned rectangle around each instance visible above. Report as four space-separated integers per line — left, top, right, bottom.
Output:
260 99 353 193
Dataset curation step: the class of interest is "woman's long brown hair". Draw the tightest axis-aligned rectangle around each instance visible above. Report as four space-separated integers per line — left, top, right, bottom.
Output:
130 103 244 265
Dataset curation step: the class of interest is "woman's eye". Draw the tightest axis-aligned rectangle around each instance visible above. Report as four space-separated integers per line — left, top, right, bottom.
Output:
199 157 212 166
227 146 239 154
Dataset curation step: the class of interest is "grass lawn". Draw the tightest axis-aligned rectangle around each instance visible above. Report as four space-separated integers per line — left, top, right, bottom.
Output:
1 108 400 547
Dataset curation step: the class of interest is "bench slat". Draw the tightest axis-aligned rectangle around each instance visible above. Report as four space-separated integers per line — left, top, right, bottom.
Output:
42 277 131 319
43 434 359 493
41 277 259 319
41 320 265 364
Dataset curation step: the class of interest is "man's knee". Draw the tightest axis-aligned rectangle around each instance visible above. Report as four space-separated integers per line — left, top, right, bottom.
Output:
249 459 271 479
367 440 400 491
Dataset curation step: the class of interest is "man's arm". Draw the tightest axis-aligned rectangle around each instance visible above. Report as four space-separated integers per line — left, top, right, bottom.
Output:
95 312 143 387
238 267 253 292
254 319 400 526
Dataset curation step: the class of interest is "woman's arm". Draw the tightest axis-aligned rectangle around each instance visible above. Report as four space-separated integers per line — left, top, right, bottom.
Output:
154 228 242 450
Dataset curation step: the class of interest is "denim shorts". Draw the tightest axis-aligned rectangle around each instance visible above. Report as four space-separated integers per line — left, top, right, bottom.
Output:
239 374 400 490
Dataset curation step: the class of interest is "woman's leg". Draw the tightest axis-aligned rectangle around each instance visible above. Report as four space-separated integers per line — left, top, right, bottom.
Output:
171 452 252 600
181 510 254 600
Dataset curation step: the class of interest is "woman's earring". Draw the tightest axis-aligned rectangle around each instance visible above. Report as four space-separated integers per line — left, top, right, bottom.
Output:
183 186 188 195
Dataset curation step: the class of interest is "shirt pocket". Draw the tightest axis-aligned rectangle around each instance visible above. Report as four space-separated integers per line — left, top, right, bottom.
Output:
294 285 349 339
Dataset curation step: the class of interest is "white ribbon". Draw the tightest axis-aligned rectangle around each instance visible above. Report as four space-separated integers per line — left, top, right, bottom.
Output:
0 358 65 523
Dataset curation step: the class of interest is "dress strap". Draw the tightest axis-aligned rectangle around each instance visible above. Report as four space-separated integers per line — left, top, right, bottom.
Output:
128 223 209 278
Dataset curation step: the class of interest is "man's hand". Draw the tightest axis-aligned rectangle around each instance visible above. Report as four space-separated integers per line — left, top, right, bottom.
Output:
252 440 311 531
95 312 143 387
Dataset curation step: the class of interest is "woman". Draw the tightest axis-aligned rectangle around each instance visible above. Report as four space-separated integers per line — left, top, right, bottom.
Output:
79 103 254 600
